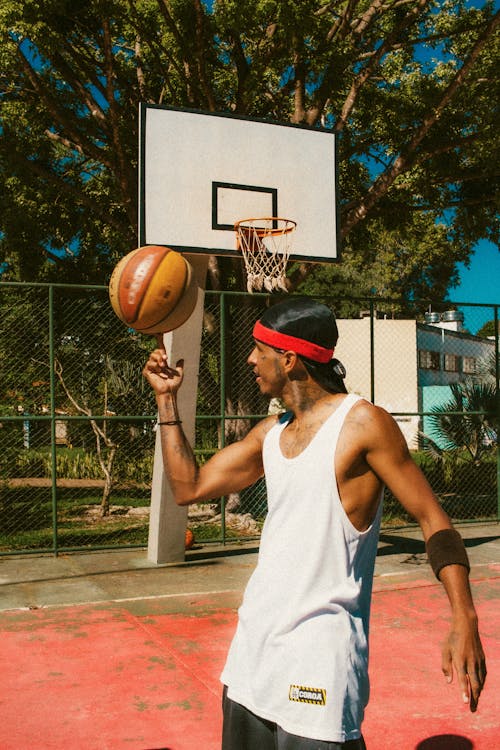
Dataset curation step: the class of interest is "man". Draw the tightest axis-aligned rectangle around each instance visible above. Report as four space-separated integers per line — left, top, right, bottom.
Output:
143 297 486 750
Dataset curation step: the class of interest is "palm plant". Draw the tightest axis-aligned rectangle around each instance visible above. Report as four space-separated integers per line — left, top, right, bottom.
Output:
424 380 498 464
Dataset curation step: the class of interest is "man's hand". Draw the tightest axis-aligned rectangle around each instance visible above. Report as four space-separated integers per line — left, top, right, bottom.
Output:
142 335 184 396
441 614 487 712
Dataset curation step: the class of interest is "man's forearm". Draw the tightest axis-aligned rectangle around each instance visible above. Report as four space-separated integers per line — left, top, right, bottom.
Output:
425 528 476 619
156 393 199 505
439 564 478 621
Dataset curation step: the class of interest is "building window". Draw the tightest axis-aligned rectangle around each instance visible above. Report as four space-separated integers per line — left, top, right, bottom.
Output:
463 356 477 374
444 354 460 372
418 350 441 370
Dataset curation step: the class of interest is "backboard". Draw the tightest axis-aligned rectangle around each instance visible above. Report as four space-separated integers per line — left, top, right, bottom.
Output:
139 104 339 264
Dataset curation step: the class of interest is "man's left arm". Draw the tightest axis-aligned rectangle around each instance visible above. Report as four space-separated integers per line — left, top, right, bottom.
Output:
361 403 487 711
438 563 486 711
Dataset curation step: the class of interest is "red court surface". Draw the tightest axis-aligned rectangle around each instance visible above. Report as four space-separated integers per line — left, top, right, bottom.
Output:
1 571 498 749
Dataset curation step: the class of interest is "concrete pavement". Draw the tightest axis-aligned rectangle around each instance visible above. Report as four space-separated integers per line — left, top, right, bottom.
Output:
0 523 498 750
0 522 498 612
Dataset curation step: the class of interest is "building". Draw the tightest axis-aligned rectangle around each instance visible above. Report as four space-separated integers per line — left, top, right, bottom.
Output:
335 311 495 449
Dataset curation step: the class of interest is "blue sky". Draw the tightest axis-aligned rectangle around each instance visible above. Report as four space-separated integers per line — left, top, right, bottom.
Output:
448 240 500 332
451 240 500 305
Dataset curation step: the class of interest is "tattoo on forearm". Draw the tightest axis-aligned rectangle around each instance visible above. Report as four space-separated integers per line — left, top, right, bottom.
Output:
173 440 193 461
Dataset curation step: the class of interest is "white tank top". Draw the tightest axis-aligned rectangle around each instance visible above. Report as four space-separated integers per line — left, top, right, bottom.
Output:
221 394 383 743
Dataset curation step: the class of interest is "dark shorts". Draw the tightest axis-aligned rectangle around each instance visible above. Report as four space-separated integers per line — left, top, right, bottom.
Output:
222 687 367 750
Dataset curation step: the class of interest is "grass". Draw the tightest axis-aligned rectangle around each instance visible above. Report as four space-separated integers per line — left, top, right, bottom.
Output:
0 485 150 551
0 485 259 553
1 480 496 554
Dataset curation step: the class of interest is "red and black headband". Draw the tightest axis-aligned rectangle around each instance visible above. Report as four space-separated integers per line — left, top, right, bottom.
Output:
253 320 334 364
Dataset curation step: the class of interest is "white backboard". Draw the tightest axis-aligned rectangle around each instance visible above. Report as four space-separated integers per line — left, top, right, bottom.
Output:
139 104 339 263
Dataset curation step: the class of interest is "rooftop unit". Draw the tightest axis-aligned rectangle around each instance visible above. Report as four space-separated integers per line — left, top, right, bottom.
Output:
425 310 464 332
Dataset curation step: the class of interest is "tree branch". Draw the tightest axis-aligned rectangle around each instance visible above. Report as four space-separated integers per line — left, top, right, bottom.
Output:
21 152 134 236
412 131 481 163
325 0 359 43
102 18 136 226
155 0 202 104
127 0 187 97
53 358 91 416
416 171 499 188
333 0 430 132
49 49 107 123
292 42 307 124
305 0 430 126
341 9 500 237
349 0 385 40
15 42 113 169
193 0 217 111
134 37 152 102
230 32 251 113
44 129 85 156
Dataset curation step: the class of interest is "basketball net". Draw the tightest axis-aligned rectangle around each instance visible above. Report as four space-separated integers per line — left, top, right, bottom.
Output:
235 217 296 293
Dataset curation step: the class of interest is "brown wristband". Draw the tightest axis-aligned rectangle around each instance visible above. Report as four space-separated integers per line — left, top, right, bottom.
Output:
426 528 470 580
157 420 182 426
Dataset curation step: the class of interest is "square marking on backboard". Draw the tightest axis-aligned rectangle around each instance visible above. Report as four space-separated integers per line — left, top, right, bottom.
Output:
212 183 278 231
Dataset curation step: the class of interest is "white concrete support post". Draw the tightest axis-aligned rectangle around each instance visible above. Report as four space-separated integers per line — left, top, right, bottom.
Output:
147 256 208 564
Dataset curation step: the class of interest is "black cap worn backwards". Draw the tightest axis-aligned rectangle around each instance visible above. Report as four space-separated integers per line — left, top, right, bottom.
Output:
256 297 347 394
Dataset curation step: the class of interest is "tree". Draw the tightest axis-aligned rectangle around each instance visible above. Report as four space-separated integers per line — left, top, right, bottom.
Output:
299 213 466 314
1 0 498 302
424 380 498 464
476 319 499 339
47 292 155 515
54 352 153 515
0 282 156 514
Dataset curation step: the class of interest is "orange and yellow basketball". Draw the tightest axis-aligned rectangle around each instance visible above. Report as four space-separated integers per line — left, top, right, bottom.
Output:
185 528 195 550
109 246 198 334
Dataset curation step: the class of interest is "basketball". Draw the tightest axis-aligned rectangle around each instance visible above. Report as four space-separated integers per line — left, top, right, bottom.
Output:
185 528 195 550
109 245 198 333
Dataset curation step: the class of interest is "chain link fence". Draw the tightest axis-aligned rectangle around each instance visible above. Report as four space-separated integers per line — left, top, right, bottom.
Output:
1 282 499 555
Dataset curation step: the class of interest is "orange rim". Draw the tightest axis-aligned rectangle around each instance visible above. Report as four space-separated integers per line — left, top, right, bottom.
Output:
234 218 296 238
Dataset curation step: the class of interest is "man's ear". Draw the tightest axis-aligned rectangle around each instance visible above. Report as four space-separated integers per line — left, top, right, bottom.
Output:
281 350 298 371
282 350 308 381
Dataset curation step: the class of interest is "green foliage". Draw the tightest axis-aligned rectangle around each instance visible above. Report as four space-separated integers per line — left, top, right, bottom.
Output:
0 284 156 418
0 286 51 414
383 447 497 524
0 485 52 533
0 483 152 549
0 282 158 516
476 319 499 339
7 443 154 483
300 215 468 316
423 380 498 462
1 0 498 299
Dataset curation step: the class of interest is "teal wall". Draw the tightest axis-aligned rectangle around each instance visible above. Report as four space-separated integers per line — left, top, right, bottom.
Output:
422 385 453 448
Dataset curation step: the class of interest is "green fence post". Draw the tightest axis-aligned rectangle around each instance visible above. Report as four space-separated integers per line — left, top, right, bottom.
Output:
220 291 227 544
495 305 500 522
48 285 58 556
369 299 375 404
